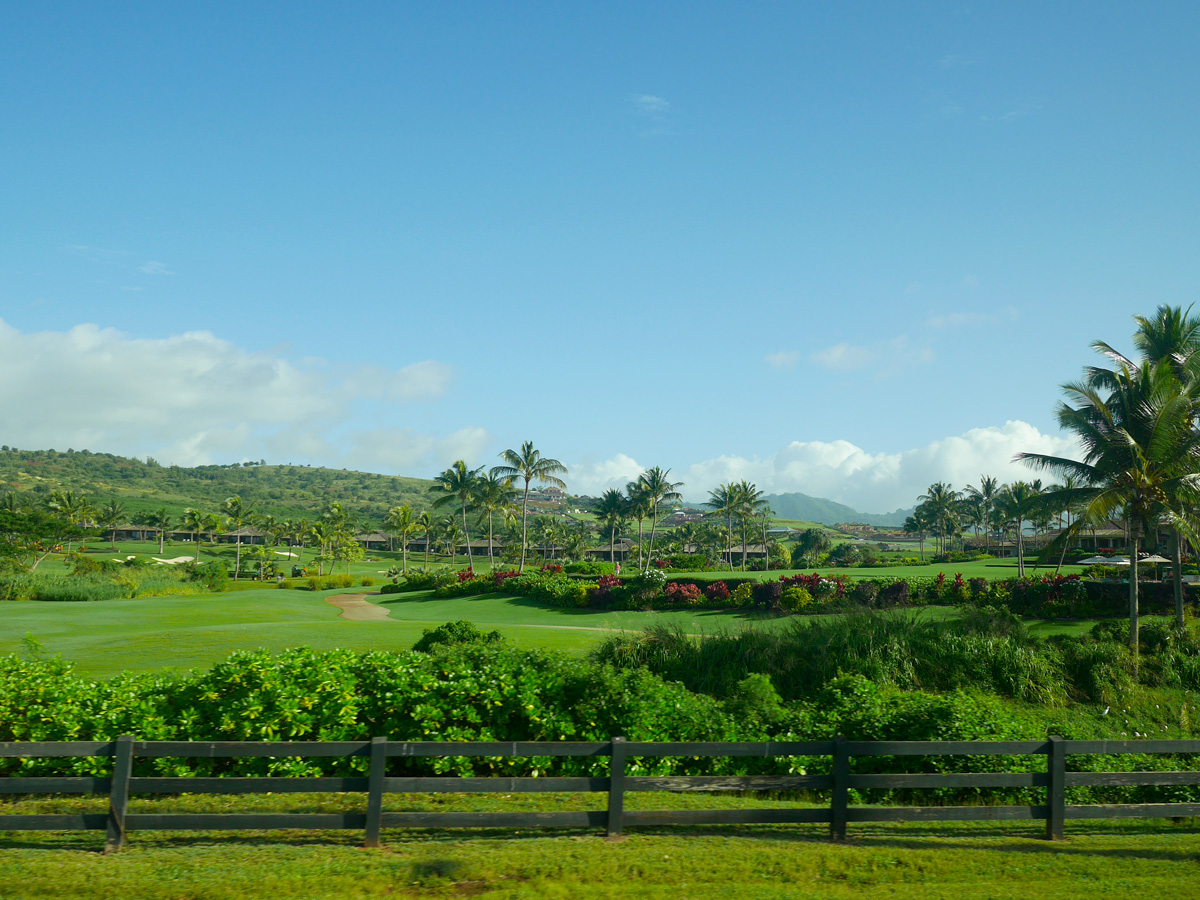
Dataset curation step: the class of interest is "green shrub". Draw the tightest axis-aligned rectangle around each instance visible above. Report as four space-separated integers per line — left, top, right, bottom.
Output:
412 620 503 653
780 586 813 612
360 576 375 587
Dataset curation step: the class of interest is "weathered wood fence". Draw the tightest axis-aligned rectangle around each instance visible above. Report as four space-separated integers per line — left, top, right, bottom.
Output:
2 736 1199 851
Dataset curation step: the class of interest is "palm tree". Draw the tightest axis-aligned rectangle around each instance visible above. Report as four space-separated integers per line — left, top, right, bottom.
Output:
284 517 309 569
706 483 739 571
1018 358 1200 650
903 508 932 563
473 473 516 570
625 481 651 571
993 481 1041 577
385 505 415 574
1092 305 1200 625
917 483 960 555
97 499 128 551
149 508 173 554
222 495 255 579
730 480 766 571
962 476 1000 555
636 467 684 573
202 512 223 562
491 442 568 572
438 516 464 562
594 488 629 568
414 511 432 571
47 489 93 553
181 507 205 561
430 461 484 570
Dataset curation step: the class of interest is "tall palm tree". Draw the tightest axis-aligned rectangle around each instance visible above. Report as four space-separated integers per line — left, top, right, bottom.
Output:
48 489 93 553
903 508 932 563
636 467 684 573
385 505 415 574
430 461 484 570
222 495 255 579
284 517 309 568
1092 305 1200 626
149 507 173 554
181 507 205 561
730 480 766 572
1018 358 1200 651
97 499 128 551
918 482 961 556
491 442 568 573
706 483 739 571
594 488 629 568
473 473 516 570
417 511 433 571
993 481 1041 577
202 512 223 562
625 481 651 571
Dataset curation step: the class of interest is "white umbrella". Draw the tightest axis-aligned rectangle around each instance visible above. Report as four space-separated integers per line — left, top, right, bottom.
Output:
1077 555 1115 565
1139 554 1171 564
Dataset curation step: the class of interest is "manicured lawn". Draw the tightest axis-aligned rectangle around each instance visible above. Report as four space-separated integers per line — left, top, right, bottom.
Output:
0 587 798 676
1 806 1197 900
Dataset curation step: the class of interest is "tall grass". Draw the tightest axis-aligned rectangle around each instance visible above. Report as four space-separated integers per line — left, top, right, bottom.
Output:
593 609 1126 705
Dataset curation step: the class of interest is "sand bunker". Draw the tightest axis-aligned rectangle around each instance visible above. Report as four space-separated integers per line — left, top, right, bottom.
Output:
274 550 299 557
153 556 196 564
324 593 392 622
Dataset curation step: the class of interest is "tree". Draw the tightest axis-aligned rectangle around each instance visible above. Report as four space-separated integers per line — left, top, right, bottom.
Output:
491 442 568 572
473 472 516 570
148 507 173 554
430 461 484 570
98 499 128 551
706 484 739 571
222 495 255 579
47 490 93 554
1018 357 1200 651
594 488 629 567
962 476 1000 555
181 507 205 560
918 482 961 556
994 482 1040 577
417 511 433 571
792 527 831 567
731 480 765 572
385 505 415 574
625 481 651 571
903 507 933 562
635 467 684 573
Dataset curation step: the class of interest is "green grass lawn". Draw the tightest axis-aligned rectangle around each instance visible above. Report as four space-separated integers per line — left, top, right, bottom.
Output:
2 802 1197 900
0 586 810 676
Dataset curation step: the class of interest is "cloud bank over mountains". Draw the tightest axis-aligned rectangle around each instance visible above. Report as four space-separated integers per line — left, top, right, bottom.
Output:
0 320 1074 513
565 422 1076 512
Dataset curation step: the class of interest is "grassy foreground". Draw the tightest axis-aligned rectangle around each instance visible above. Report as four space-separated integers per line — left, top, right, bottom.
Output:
3 818 1198 899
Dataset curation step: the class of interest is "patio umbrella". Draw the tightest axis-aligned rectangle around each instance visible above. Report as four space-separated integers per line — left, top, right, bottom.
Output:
1077 555 1116 565
1139 554 1171 563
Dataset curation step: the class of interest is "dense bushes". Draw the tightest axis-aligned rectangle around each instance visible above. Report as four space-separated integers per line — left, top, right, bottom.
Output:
594 610 1200 708
0 563 224 602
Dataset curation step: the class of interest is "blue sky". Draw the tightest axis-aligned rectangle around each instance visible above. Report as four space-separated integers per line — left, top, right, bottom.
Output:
3 2 1199 511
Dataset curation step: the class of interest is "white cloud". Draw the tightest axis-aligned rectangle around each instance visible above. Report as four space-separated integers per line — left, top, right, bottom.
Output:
632 94 669 114
926 306 1019 330
139 261 174 275
0 319 466 472
811 342 875 371
764 350 801 370
569 423 1074 513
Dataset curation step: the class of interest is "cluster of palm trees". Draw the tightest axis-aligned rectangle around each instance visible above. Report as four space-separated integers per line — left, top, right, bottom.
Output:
589 467 685 574
705 480 773 571
1018 305 1200 649
904 477 1074 577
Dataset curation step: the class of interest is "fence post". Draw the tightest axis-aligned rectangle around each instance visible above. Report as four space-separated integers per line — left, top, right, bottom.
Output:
364 736 387 848
830 737 850 841
606 736 627 839
1046 735 1066 840
105 735 134 854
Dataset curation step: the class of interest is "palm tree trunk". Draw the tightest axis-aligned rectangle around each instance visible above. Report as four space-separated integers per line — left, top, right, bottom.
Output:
609 524 616 568
1173 528 1184 629
1130 530 1140 661
461 500 473 571
487 514 495 570
636 518 644 570
519 481 530 573
726 514 734 571
740 518 748 572
645 509 659 574
401 536 408 575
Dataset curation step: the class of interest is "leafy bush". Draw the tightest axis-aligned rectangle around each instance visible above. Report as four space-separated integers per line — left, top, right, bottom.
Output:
412 620 503 653
360 576 375 587
705 581 730 602
729 582 754 607
508 571 589 607
562 561 613 576
664 582 702 605
780 586 813 612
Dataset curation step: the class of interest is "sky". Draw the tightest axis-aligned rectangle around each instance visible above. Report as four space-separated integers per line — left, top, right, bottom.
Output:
3 1 1199 512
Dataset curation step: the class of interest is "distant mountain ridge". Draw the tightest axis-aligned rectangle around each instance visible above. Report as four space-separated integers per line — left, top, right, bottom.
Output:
762 492 914 527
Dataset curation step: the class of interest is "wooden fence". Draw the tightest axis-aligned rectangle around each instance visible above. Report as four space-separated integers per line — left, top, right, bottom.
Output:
2 736 1200 851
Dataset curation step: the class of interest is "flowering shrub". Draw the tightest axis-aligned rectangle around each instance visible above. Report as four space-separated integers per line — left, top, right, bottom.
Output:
781 586 813 611
664 582 702 605
730 582 754 606
597 574 620 589
492 569 520 589
457 568 476 584
705 581 730 602
540 564 563 575
653 559 671 569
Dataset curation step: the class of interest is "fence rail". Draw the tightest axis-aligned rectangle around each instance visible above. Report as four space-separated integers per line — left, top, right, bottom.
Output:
1 736 1199 850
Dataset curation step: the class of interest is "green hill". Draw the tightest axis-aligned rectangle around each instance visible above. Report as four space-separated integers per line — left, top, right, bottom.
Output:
0 447 434 522
764 492 913 527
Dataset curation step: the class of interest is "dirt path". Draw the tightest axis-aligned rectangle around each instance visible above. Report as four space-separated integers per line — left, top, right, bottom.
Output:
324 593 393 622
